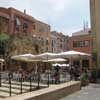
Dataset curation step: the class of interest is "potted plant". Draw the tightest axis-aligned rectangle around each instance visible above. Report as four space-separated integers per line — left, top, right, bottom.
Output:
90 69 97 83
81 73 89 86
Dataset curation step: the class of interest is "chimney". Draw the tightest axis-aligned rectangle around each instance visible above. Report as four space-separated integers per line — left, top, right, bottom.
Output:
24 9 26 14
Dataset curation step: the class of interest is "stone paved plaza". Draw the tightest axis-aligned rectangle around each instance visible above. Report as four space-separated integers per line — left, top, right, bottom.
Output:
60 84 100 100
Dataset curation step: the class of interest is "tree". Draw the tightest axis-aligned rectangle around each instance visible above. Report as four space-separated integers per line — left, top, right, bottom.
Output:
0 33 45 70
6 35 44 57
0 33 10 57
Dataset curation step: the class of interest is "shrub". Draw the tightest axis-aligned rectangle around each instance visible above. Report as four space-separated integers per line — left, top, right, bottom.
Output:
81 73 89 86
90 68 97 83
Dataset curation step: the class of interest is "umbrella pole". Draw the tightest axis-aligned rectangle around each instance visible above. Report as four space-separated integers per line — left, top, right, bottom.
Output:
80 57 82 77
35 64 38 73
69 57 73 89
37 64 40 89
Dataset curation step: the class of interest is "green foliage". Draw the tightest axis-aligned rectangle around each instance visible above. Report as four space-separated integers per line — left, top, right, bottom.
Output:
7 35 44 57
0 33 10 42
91 69 97 78
81 73 88 81
89 68 97 83
0 33 45 68
0 33 10 55
81 73 89 86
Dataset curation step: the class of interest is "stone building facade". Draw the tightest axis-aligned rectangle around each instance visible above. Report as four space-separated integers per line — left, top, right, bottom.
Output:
0 8 9 33
32 20 51 52
51 31 68 53
68 28 95 69
0 7 51 52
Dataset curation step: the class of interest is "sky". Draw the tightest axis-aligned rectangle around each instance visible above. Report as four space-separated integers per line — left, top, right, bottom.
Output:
0 0 90 36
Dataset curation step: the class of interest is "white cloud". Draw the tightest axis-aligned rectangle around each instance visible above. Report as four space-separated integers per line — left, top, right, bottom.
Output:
0 0 10 7
61 27 83 36
28 0 72 20
47 0 67 12
0 0 90 36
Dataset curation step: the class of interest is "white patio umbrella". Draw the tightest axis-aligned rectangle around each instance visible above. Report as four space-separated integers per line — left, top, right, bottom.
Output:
52 63 68 67
52 63 61 67
0 59 4 62
35 52 58 60
11 54 41 62
62 64 69 67
58 50 91 59
43 58 67 62
11 54 35 59
11 54 42 73
57 50 91 71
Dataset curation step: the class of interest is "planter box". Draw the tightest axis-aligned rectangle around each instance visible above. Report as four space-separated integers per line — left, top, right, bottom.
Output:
81 80 89 86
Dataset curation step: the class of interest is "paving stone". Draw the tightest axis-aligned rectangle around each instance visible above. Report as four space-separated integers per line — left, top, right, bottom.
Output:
60 84 100 100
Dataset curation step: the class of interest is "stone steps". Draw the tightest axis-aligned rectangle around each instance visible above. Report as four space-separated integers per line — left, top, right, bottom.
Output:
2 83 31 90
0 86 26 94
2 80 47 87
0 81 33 98
0 91 16 98
0 80 47 98
2 81 32 87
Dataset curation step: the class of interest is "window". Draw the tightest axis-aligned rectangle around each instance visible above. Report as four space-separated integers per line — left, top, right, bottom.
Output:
46 40 48 45
52 40 54 47
23 22 28 33
77 41 80 47
35 45 39 53
60 44 62 48
39 28 44 32
73 40 90 48
60 39 62 42
14 17 21 32
46 47 48 51
85 40 89 47
15 24 20 32
80 41 84 47
73 41 77 47
23 23 28 29
15 17 21 26
33 24 36 30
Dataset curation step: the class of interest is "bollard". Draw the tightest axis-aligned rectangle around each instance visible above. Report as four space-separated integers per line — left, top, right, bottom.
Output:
37 72 40 89
52 76 53 84
0 72 1 87
20 74 23 94
51 71 53 84
30 76 32 92
47 72 49 87
9 73 12 96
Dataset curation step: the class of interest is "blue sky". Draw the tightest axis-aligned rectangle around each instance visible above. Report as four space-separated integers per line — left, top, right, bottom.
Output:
0 0 90 36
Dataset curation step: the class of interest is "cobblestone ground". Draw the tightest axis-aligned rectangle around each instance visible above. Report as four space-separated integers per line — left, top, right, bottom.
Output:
60 84 100 100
